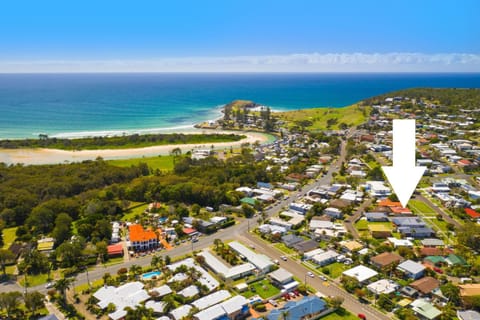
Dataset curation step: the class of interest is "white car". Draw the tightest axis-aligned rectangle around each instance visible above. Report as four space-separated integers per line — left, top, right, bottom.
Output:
280 255 287 261
45 282 55 289
319 275 327 281
307 272 314 278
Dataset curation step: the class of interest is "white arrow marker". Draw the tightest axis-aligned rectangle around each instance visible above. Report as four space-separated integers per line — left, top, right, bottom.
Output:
382 119 426 208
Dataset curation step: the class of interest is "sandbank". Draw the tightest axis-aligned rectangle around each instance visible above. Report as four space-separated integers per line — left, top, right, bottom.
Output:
0 130 272 165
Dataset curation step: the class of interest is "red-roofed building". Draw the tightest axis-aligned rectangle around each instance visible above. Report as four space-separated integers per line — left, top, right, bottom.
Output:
378 199 402 207
457 159 472 167
183 228 199 237
107 243 124 257
390 206 413 215
128 224 158 251
465 208 480 219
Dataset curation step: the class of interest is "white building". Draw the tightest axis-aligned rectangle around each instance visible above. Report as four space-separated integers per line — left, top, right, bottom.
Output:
343 265 378 283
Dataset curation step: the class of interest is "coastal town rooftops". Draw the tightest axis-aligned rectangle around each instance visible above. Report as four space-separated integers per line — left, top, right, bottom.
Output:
367 279 400 295
421 238 445 247
460 284 480 297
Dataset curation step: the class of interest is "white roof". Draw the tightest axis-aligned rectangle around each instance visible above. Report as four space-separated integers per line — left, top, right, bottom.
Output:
109 309 127 320
221 295 248 314
397 260 425 275
145 301 166 313
309 220 333 230
228 241 273 271
198 250 255 279
312 250 339 264
192 290 231 310
179 285 199 298
194 304 225 320
343 265 378 282
151 284 172 297
388 237 414 247
304 248 325 259
170 305 192 320
168 272 188 283
167 258 219 291
194 295 249 320
94 282 148 311
268 268 293 283
367 279 399 295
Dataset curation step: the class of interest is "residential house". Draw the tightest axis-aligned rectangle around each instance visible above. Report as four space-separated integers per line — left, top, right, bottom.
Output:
324 207 343 219
281 234 304 248
370 252 403 270
411 299 442 320
410 277 440 296
310 250 339 267
343 265 378 284
367 279 400 295
369 224 392 238
457 310 480 320
228 241 274 274
445 254 468 267
365 212 389 222
397 260 426 279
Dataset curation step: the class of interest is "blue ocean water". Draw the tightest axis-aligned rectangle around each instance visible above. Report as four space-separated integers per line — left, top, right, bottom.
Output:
0 73 479 139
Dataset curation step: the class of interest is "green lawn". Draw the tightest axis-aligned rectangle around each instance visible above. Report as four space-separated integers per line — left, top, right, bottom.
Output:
102 256 124 267
320 262 348 279
322 310 360 320
355 220 368 230
123 202 149 221
2 227 17 249
408 200 435 214
273 243 296 255
242 279 280 299
20 273 49 287
108 155 175 172
75 278 104 292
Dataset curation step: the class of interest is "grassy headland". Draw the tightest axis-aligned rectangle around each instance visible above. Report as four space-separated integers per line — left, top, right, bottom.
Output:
275 104 371 131
0 133 245 150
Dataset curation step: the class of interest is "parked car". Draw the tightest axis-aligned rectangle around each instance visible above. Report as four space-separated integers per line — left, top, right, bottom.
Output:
289 292 296 298
307 272 314 278
268 299 278 307
45 282 55 289
358 313 367 320
319 275 327 281
274 259 280 265
281 255 287 261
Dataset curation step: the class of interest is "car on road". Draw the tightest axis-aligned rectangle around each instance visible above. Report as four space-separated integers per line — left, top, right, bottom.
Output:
319 275 327 281
45 282 55 289
280 255 287 261
357 313 366 320
307 272 314 278
274 259 279 265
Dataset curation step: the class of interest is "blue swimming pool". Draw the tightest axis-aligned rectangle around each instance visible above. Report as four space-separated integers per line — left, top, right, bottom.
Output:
142 271 161 280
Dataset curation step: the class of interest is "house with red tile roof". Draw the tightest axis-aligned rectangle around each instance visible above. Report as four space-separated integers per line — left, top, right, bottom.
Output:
128 224 158 251
107 243 124 257
465 208 480 220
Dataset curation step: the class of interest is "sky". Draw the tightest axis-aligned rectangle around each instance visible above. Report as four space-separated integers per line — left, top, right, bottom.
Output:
0 0 479 72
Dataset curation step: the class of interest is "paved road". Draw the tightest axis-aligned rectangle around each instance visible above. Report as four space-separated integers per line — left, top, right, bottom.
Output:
239 233 390 320
344 198 373 240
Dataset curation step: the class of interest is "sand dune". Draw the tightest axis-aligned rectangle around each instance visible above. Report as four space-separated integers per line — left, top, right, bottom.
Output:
0 130 271 165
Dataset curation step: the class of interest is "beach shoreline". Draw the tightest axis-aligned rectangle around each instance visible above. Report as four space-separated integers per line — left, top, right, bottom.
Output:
0 130 273 165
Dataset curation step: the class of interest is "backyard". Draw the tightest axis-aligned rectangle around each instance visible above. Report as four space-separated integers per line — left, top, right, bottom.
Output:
242 279 280 299
320 262 349 279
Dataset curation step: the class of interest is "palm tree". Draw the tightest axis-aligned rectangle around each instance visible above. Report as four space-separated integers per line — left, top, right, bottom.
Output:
0 250 14 280
54 277 74 302
129 264 142 279
125 305 154 320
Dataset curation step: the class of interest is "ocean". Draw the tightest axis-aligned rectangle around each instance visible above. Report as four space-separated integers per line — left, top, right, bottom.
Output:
0 73 479 139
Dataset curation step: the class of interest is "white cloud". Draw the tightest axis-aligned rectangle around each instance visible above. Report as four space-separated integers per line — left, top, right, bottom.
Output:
1 52 479 72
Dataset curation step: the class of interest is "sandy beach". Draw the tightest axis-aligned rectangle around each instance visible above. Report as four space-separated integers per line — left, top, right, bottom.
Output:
0 130 272 165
